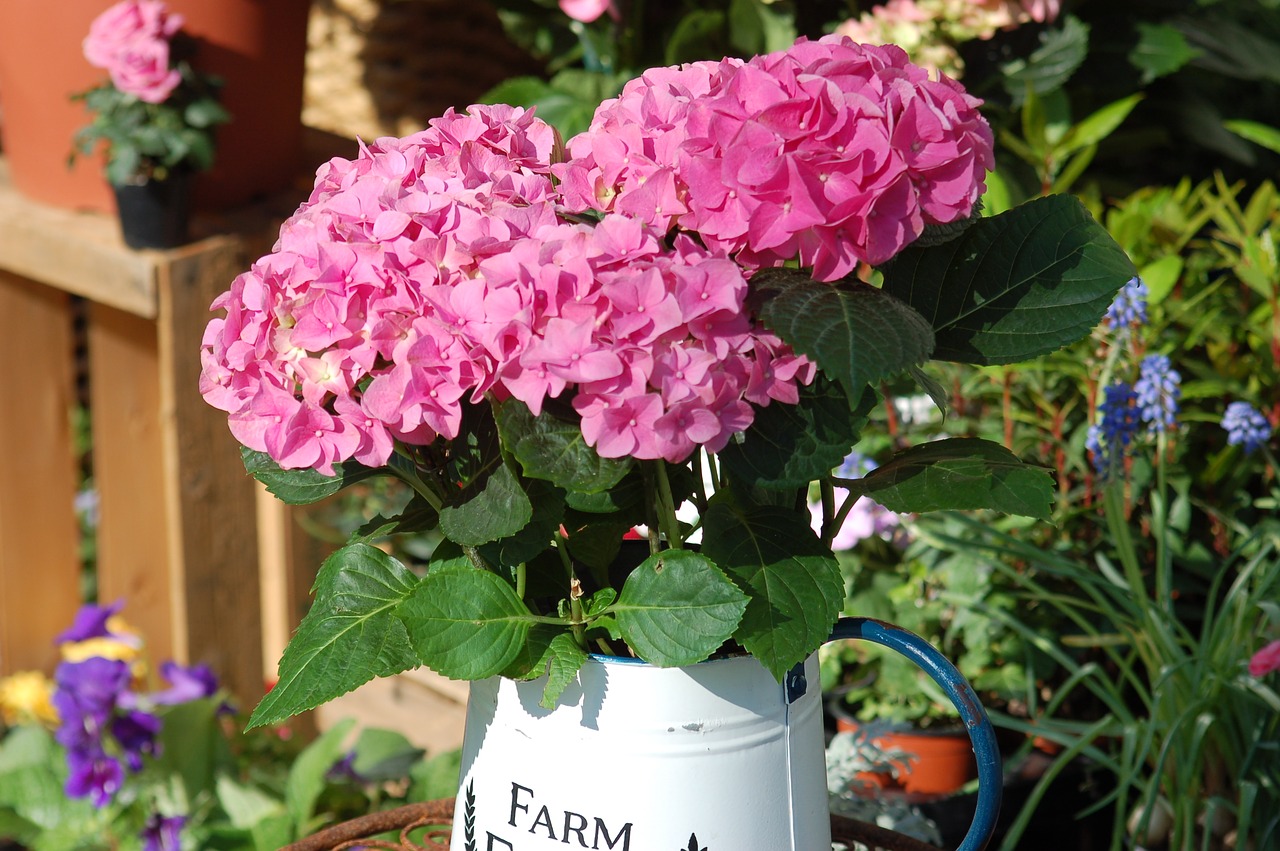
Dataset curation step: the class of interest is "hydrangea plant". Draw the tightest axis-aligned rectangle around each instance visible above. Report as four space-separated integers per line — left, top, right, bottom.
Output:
199 35 1136 724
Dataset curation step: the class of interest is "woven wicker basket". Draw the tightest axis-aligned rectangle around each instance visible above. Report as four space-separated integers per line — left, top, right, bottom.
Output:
281 798 946 851
304 0 543 140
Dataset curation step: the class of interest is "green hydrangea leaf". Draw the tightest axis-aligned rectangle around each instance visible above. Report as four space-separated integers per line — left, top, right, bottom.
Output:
855 437 1054 519
749 269 936 403
719 379 877 489
703 503 844 681
241 447 382 505
881 195 1136 365
439 462 532 547
478 478 565 568
612 549 748 667
540 633 590 709
496 398 633 494
400 561 538 680
248 543 420 728
499 624 564 681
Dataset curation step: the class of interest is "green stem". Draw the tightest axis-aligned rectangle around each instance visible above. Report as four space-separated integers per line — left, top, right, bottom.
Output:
554 531 588 647
462 545 490 573
1153 430 1171 616
388 446 444 512
819 478 836 548
653 460 683 548
516 562 527 601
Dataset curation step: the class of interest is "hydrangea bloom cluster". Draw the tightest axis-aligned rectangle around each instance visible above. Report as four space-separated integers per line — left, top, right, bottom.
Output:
1086 381 1140 478
82 0 183 104
201 104 825 470
556 35 993 278
204 37 992 475
1222 401 1272 454
1133 353 1181 434
51 602 218 819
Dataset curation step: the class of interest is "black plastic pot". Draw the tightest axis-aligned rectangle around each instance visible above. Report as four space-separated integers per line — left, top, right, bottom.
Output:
112 174 191 250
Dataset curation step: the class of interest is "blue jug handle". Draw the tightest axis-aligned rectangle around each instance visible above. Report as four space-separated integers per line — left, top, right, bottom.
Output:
792 616 1003 851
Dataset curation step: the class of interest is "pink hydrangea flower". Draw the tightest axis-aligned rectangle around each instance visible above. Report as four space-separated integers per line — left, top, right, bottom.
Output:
1249 639 1280 678
203 101 812 471
204 35 996 475
558 35 993 280
83 0 184 103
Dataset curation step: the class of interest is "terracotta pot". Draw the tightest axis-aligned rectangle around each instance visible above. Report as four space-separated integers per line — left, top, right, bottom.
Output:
0 0 309 212
831 703 980 797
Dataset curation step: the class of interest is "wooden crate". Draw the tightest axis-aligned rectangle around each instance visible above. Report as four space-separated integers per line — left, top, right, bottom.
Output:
0 146 467 753
0 155 271 701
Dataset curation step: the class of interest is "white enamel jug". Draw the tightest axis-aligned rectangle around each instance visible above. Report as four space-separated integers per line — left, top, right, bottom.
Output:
449 617 1003 851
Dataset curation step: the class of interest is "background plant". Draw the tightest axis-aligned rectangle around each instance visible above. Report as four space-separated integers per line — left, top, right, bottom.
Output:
71 0 230 184
0 603 459 851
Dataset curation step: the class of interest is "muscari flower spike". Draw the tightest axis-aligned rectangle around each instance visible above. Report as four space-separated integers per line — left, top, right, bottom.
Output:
1105 276 1148 330
1222 401 1272 454
1087 381 1140 479
1133 353 1180 434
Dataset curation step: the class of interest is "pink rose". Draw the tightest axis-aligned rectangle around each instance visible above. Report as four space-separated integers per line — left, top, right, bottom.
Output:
83 0 182 69
1249 639 1280 678
558 0 618 23
110 37 181 103
83 0 184 102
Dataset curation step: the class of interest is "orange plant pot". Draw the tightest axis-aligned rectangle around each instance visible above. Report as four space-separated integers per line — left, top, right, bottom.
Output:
0 0 309 212
835 711 979 797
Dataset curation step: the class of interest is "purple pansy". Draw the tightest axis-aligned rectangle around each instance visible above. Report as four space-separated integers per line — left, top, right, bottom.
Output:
65 746 125 808
141 812 187 851
149 661 219 706
55 600 126 644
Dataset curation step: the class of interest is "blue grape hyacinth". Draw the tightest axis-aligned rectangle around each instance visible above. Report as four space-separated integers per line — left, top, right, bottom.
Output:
1087 381 1140 478
1105 276 1149 330
1222 401 1272 454
1134 353 1181 433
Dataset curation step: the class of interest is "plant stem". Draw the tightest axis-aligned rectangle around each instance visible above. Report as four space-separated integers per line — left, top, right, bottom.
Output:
820 478 836 548
554 531 587 648
462 545 490 573
653 460 684 548
1153 430 1171 616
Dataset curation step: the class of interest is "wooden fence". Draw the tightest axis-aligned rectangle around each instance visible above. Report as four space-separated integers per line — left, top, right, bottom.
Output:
0 154 323 704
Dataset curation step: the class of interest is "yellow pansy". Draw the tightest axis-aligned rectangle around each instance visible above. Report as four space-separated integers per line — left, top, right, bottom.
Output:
0 670 59 728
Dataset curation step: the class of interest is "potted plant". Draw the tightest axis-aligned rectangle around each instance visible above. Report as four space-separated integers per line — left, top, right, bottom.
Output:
813 485 1045 799
70 0 229 249
199 33 1134 849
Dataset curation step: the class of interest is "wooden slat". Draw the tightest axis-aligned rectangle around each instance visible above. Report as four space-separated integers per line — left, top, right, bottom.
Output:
0 160 158 318
89 302 175 665
0 272 82 675
155 237 266 703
